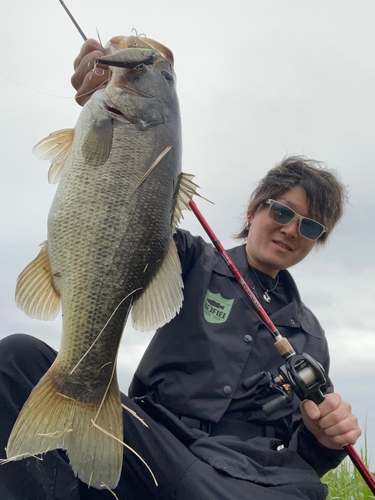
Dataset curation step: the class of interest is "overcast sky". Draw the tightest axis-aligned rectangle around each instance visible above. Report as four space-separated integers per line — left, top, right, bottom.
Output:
1 0 375 458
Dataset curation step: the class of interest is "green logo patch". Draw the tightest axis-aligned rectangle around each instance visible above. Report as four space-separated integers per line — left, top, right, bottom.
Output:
203 290 234 324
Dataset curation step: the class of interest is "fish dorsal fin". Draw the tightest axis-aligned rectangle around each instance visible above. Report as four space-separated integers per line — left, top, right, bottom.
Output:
81 117 114 166
131 173 200 331
33 129 74 185
172 173 201 230
131 238 183 332
15 241 61 320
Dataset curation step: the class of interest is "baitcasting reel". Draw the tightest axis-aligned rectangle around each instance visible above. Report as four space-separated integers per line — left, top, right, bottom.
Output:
243 353 327 415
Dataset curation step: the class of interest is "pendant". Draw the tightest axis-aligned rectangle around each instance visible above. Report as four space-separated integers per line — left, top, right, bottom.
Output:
263 291 271 303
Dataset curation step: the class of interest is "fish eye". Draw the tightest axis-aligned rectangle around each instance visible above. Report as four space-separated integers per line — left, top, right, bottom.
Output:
161 70 174 82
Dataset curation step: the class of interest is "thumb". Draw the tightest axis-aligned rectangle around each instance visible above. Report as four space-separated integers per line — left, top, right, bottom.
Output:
301 399 320 420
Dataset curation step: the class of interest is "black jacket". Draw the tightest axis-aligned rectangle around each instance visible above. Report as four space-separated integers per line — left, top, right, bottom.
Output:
130 229 345 477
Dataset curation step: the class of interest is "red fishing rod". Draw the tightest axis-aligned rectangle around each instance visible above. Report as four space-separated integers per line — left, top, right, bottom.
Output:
189 199 375 495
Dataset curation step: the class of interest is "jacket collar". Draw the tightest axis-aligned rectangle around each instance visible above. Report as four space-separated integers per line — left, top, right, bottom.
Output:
212 244 301 300
211 244 318 333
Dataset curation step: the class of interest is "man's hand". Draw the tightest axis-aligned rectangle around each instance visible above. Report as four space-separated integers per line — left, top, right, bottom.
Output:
301 393 362 450
71 39 109 106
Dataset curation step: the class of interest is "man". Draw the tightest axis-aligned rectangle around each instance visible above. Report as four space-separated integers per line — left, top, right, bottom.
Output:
0 39 361 500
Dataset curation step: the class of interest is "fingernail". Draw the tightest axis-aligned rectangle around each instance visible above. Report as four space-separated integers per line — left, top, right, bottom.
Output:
308 410 319 419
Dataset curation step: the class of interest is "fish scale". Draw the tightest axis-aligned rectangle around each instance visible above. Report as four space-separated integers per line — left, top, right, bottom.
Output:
8 36 200 489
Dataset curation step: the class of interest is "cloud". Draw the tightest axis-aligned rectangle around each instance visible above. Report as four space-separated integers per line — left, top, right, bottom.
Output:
1 0 374 455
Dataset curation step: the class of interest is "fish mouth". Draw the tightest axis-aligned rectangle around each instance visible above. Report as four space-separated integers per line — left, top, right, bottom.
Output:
104 102 123 117
101 35 173 107
101 35 173 123
103 82 152 119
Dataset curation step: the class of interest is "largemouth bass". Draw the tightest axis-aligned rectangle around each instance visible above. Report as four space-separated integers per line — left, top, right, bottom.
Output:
7 35 198 489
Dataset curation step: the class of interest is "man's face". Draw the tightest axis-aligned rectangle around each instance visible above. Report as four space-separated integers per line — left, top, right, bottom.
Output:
245 185 317 277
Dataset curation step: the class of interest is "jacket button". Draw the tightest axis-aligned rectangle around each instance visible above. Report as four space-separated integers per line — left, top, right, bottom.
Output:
290 319 295 325
244 335 253 343
223 385 232 395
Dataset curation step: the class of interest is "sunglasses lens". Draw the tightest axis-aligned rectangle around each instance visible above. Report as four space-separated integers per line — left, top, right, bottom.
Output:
269 203 294 225
268 201 325 241
299 219 325 240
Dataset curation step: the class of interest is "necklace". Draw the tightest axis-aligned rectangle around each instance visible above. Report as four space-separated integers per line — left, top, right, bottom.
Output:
249 267 279 303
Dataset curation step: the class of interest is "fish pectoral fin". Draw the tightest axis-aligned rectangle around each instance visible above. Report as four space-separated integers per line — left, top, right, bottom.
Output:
15 241 61 320
131 238 183 331
33 129 75 184
48 163 65 185
6 367 123 489
173 172 204 229
81 117 114 166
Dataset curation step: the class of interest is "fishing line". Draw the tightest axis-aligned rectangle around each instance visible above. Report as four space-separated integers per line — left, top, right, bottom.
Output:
0 70 110 100
0 70 75 99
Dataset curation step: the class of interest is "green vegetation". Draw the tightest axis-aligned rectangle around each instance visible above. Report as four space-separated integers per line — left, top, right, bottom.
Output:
322 437 374 500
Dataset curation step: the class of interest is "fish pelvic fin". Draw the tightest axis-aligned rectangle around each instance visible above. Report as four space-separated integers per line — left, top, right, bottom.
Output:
131 237 183 331
33 129 75 184
131 172 203 331
6 367 123 489
15 241 61 321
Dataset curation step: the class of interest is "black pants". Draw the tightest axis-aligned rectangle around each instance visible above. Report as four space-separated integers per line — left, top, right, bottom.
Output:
0 334 327 500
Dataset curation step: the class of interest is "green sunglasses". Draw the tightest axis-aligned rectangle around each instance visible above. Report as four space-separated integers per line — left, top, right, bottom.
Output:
265 199 327 241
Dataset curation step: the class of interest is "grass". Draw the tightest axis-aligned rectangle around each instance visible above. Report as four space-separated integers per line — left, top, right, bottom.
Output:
322 433 375 500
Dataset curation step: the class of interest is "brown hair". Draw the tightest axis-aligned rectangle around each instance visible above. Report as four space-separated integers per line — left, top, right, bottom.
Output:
236 156 348 244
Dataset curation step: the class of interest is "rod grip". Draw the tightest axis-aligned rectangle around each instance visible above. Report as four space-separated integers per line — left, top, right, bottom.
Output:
274 338 295 359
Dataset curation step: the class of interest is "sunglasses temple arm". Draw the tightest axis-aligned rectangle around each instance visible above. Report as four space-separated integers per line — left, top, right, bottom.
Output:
189 200 295 361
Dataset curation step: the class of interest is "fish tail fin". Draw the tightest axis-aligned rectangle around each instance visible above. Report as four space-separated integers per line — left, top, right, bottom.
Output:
7 367 123 489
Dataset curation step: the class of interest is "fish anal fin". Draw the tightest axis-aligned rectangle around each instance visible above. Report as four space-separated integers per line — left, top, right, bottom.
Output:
81 117 114 166
131 238 183 331
15 241 61 321
33 129 74 184
6 366 123 489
